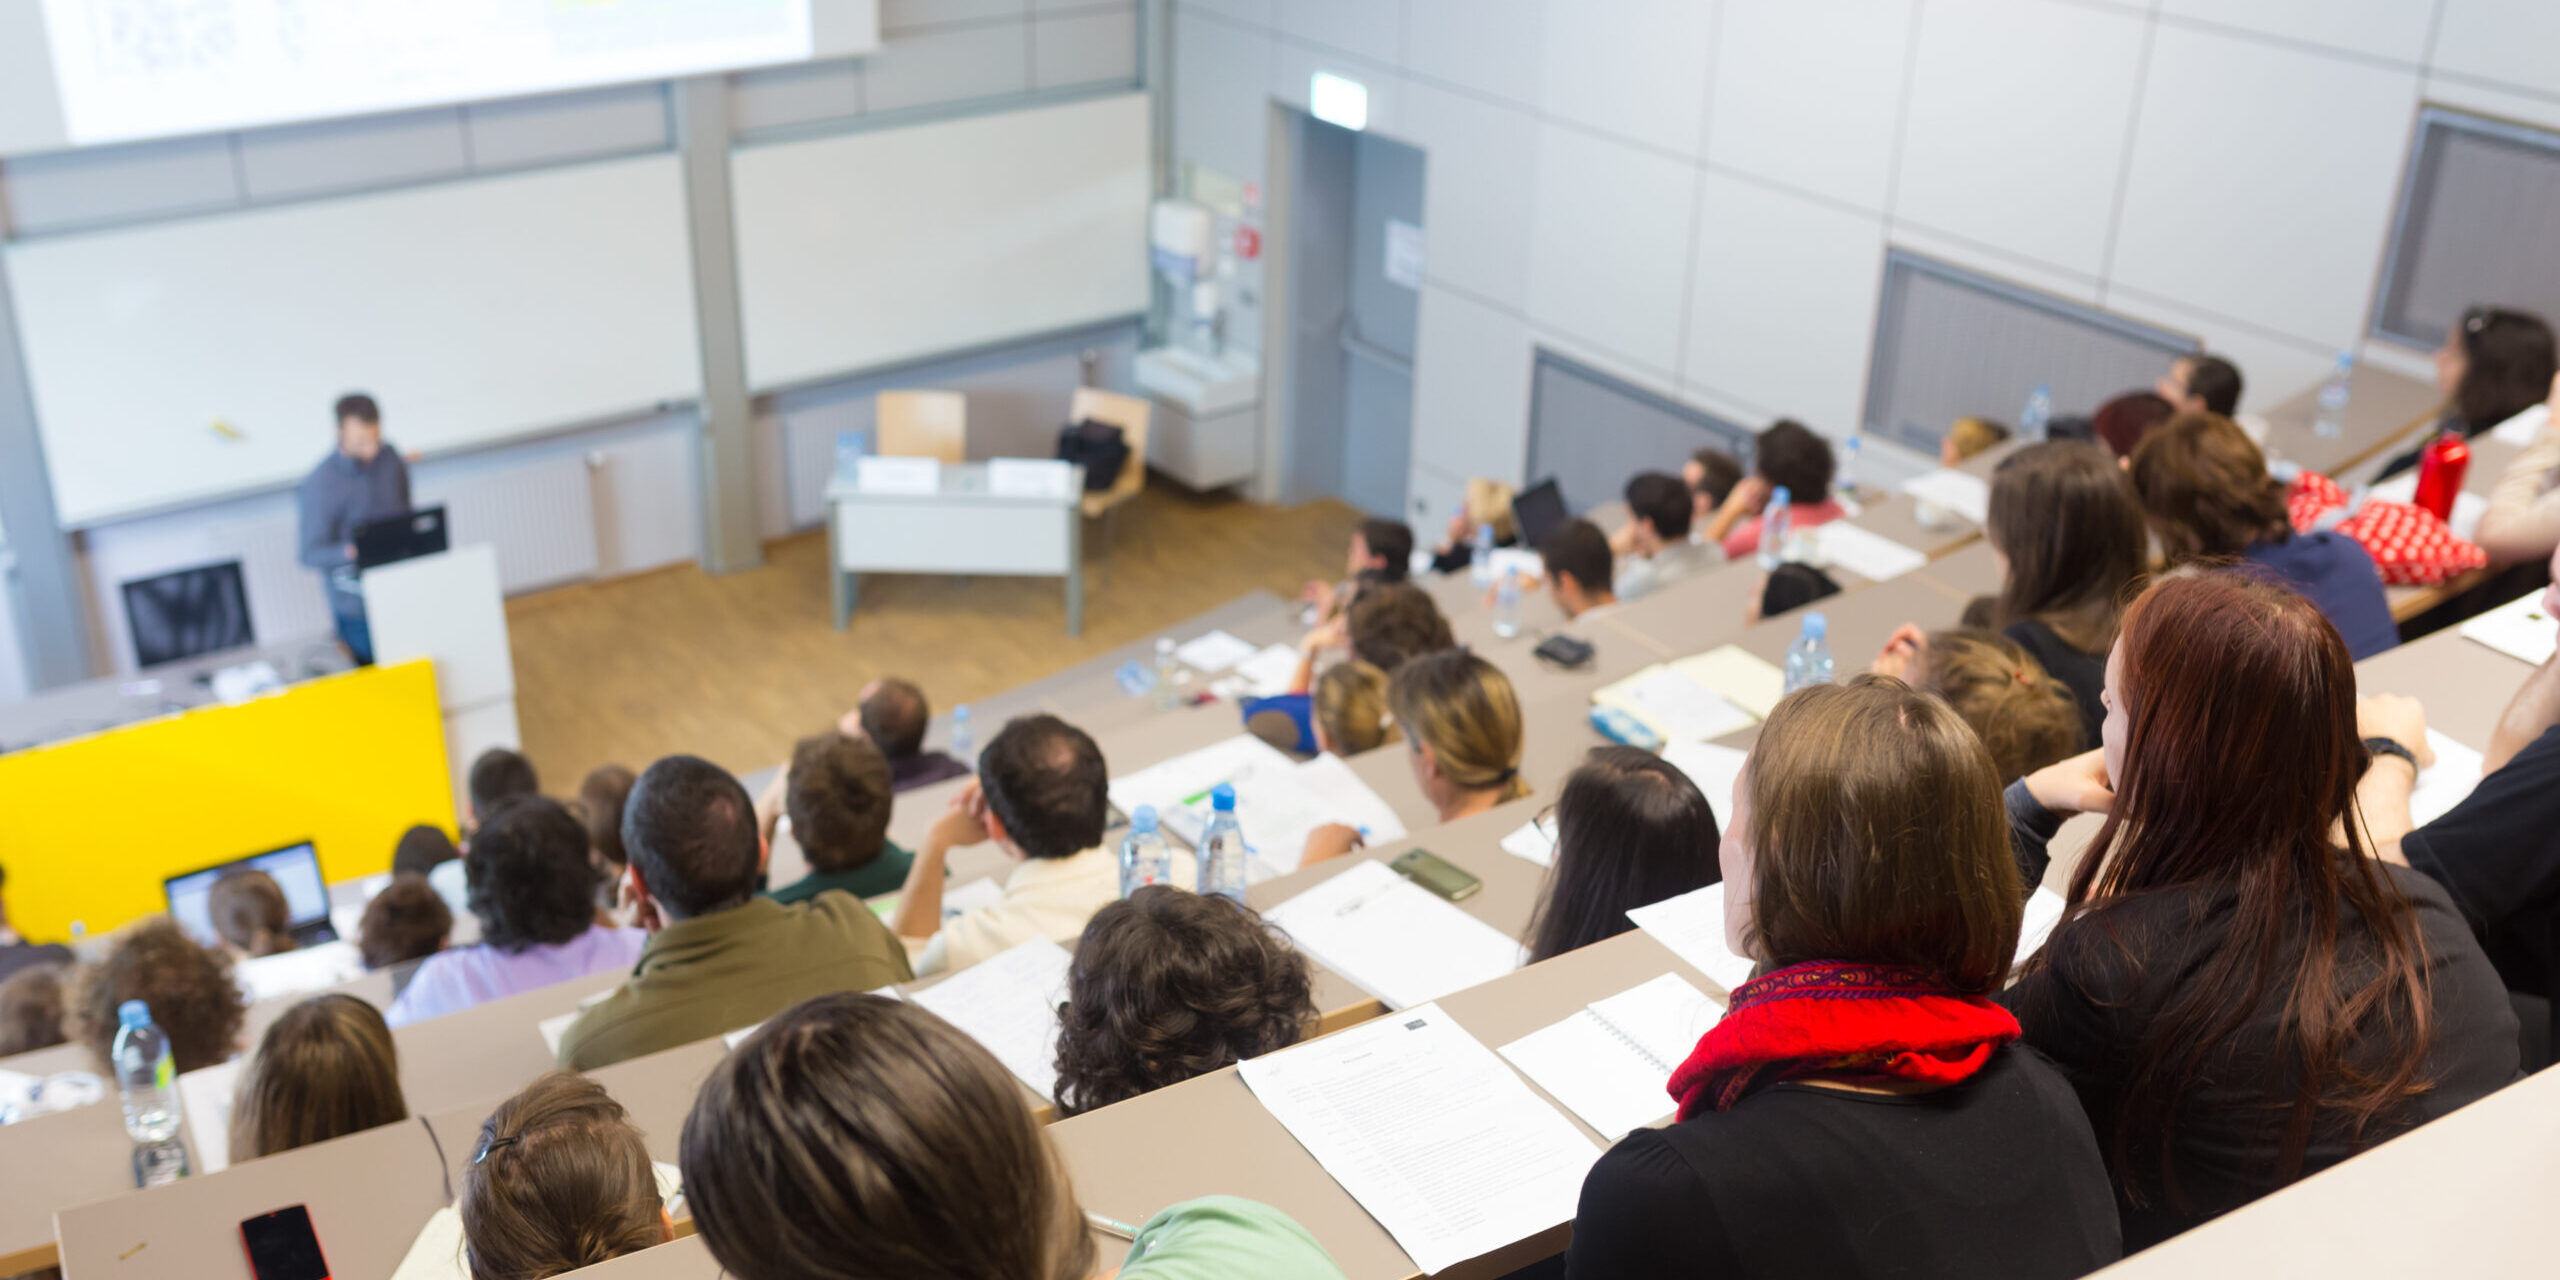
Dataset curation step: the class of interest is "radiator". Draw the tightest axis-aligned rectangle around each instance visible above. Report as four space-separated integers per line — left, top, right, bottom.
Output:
414 451 600 594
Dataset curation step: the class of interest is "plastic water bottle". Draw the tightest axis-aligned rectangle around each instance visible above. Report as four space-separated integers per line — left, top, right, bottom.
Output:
2020 384 2054 443
1470 522 1497 588
1756 486 1793 572
1153 637 1180 711
1118 805 1175 897
113 1001 188 1186
949 706 973 763
1196 783 1249 904
1839 434 1864 507
1783 612 1835 694
1492 568 1523 639
2315 351 2354 439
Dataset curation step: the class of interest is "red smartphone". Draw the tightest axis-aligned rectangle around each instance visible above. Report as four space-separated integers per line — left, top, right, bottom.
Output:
241 1206 331 1280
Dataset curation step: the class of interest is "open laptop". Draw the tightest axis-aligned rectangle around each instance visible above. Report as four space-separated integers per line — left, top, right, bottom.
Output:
1509 478 1571 550
353 505 449 572
164 842 337 950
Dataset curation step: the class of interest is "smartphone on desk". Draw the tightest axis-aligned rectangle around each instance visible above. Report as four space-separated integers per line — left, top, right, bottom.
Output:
241 1205 331 1280
1391 848 1483 903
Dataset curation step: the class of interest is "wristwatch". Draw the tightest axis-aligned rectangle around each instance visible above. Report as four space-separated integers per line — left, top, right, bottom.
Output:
2363 736 2420 771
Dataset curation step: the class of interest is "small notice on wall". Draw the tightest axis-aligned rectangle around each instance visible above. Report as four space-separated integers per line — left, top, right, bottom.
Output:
1384 218 1426 290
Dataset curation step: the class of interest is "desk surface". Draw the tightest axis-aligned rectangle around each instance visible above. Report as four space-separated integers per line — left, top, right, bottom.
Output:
0 638 350 757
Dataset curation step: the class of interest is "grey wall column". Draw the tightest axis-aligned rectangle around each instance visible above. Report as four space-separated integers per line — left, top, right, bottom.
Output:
0 255 95 689
673 75 763 574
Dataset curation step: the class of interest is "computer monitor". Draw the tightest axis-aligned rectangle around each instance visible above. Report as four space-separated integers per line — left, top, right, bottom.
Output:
164 843 337 950
354 505 448 572
121 560 254 668
1509 478 1570 551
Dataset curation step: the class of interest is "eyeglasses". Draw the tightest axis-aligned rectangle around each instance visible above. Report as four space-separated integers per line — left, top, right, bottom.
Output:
1533 804 1559 844
475 1136 522 1165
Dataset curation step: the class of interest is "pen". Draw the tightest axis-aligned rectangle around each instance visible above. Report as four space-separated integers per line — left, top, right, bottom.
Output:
1086 1211 1141 1240
1333 882 1392 917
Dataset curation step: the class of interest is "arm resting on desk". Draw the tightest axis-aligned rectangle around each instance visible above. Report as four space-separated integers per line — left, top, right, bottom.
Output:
2473 412 2560 567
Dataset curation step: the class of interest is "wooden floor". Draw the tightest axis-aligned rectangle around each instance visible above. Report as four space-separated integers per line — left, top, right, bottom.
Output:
504 483 1363 787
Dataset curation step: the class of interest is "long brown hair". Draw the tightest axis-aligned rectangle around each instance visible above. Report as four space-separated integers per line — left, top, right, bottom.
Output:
682 993 1094 1280
1525 747 1721 964
1984 441 2146 653
230 994 408 1161
208 870 294 958
1742 677 2020 993
2127 412 2290 565
1053 887 1315 1117
2059 573 2433 1205
462 1072 664 1280
1389 649 1530 804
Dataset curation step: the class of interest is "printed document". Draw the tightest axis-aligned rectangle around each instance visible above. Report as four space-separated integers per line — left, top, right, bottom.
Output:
1266 860 1521 1009
909 937 1075 1102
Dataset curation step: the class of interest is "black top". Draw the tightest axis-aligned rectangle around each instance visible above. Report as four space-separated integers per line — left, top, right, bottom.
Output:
2404 724 2560 1001
1565 1045 2120 1280
2003 619 2104 753
0 940 72 987
2372 411 2471 483
2000 787 2520 1251
1429 532 1516 577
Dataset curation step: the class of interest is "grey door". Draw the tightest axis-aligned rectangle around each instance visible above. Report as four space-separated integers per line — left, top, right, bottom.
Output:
1283 111 1423 518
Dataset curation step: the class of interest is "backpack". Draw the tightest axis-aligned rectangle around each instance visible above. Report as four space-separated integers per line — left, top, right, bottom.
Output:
1056 420 1130 493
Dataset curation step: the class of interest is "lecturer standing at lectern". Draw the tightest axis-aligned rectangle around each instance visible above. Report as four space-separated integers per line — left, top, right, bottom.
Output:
297 393 410 665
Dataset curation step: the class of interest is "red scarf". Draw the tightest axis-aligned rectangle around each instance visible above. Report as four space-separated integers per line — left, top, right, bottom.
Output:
1667 960 2020 1119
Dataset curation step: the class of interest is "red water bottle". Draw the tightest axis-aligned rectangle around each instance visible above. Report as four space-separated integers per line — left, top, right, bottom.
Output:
2413 430 2470 523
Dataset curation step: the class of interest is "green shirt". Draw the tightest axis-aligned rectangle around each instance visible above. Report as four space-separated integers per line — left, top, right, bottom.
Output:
766 840 916 903
1118 1197 1348 1280
557 893 912 1071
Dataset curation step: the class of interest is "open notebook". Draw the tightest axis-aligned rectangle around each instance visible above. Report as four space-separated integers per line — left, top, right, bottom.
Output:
1499 974 1724 1140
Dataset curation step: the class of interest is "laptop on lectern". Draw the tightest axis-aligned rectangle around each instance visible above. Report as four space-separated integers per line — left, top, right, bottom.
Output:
354 505 449 572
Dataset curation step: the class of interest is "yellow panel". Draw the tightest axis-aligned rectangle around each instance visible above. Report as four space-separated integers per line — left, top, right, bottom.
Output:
0 660 456 942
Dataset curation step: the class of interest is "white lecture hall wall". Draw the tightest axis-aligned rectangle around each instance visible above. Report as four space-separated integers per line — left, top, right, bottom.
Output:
1167 0 2560 535
0 0 1140 681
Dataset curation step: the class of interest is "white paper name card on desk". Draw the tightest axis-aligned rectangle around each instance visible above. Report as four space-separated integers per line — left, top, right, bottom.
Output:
1265 859 1520 1010
1810 522 1929 582
1627 882 1755 994
908 937 1073 1102
1239 1003 1601 1276
856 455 943 494
1901 469 1990 526
2458 592 2556 666
987 457 1075 499
1500 973 1723 1140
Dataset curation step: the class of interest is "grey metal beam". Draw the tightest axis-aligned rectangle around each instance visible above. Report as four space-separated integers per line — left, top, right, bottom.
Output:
672 75 764 575
0 254 96 689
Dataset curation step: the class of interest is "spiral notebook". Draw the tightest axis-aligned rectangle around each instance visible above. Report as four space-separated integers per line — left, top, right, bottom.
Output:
1498 973 1724 1139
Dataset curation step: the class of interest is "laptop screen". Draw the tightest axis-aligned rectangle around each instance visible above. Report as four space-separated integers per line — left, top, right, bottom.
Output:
165 843 330 949
1510 478 1570 550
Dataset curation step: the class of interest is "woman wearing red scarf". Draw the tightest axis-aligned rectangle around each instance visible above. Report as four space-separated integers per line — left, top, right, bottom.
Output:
1566 677 2119 1279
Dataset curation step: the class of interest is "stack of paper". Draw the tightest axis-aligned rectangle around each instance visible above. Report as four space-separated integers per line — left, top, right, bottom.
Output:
1174 629 1261 674
908 938 1074 1102
1671 647 1787 720
2410 730 2488 827
1626 883 1755 994
2460 591 2557 666
1658 741 1748 815
1809 522 1929 582
1238 1004 1602 1275
1266 860 1522 1009
1230 643 1306 697
1499 974 1723 1139
1108 735 1407 877
1591 666 1756 745
1901 469 1991 525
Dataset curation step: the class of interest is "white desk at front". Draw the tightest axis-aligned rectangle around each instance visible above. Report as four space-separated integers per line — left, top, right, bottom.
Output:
824 463 1087 636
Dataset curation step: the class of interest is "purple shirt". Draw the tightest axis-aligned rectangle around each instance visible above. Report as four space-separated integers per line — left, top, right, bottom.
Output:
385 924 646 1028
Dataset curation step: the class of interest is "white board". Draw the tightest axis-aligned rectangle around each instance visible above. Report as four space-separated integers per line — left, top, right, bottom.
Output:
732 91 1151 391
6 154 703 527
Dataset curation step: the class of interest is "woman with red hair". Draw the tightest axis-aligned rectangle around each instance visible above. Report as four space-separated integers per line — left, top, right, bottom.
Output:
2003 572 2516 1250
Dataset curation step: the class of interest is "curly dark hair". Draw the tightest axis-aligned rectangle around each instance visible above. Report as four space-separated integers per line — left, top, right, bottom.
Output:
68 918 247 1074
466 796 603 954
1052 887 1315 1117
0 963 69 1057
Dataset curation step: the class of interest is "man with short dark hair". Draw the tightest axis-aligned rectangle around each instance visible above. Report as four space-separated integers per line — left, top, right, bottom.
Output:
295 392 411 665
763 731 915 902
1301 518 1416 621
467 747 540 828
1614 471 1723 601
1539 519 1620 621
890 714 1118 976
839 677 969 792
2158 352 2245 417
1707 418 1850 560
0 863 72 986
557 755 911 1069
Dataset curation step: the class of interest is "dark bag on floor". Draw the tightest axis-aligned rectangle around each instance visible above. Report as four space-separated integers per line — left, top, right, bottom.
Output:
1056 419 1129 492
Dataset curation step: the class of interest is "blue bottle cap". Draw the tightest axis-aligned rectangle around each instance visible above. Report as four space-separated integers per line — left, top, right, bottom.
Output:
118 1000 151 1031
1130 804 1158 833
1771 486 1791 505
1802 611 1828 640
1210 782 1237 811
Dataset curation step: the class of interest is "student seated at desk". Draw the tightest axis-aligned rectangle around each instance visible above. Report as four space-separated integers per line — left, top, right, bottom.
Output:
389 798 645 1028
1685 446 1744 528
67 919 246 1073
1540 518 1619 622
469 748 541 832
575 764 638 913
2131 413 2397 661
1568 678 2120 1280
2465 372 2560 567
2092 390 2174 460
1053 886 1316 1117
1610 472 1721 602
230 994 407 1162
463 1072 672 1279
1286 580 1457 698
842 677 972 794
760 731 915 903
2155 351 2244 417
684 993 1349 1280
1311 659 1394 757
358 875 451 971
209 869 297 962
1525 746 1719 964
393 825 461 879
1304 650 1529 864
1951 441 2145 748
1872 627 2085 782
2376 306 2556 482
559 756 912 1069
0 963 68 1056
2001 573 2516 1251
1705 419 1847 560
1305 516 1415 619
0 860 73 985
892 715 1120 978
1941 416 2012 465
1426 479 1515 575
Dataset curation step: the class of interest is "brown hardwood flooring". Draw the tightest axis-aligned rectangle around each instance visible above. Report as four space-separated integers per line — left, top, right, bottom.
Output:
503 484 1362 786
